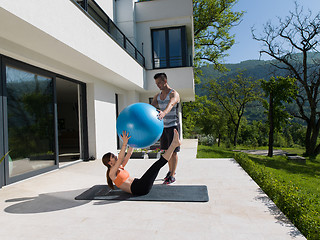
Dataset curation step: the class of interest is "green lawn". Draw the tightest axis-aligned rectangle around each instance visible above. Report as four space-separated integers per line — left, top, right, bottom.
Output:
197 144 234 158
197 144 320 239
247 154 320 214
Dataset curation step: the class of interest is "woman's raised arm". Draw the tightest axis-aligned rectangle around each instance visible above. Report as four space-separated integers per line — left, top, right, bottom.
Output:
122 146 134 167
114 131 131 169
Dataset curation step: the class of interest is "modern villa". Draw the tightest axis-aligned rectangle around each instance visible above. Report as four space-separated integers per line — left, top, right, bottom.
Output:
0 0 194 188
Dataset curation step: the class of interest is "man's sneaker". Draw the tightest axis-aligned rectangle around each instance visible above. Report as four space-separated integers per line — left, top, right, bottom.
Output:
163 176 176 185
164 171 171 181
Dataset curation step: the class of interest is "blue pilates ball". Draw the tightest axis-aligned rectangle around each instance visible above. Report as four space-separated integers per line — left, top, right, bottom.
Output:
116 103 164 148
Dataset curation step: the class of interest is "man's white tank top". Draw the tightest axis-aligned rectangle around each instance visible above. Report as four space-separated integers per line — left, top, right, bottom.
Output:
157 89 179 128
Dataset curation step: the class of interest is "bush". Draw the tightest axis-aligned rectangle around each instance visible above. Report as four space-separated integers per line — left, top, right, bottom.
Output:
198 134 216 146
233 152 320 239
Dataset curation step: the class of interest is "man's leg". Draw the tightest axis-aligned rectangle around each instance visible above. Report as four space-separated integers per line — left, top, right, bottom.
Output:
163 153 177 184
160 128 171 180
169 125 180 178
164 126 180 184
169 152 178 177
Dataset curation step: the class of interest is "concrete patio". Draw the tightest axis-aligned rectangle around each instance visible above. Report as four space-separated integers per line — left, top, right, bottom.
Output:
0 139 306 240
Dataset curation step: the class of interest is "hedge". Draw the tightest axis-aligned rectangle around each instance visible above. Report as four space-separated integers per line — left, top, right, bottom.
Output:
233 152 320 240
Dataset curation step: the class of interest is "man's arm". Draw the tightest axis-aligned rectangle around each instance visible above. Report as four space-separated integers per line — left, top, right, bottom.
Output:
151 94 159 108
158 90 180 120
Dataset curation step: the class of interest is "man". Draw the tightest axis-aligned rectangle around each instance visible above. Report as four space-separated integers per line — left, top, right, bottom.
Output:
151 73 180 184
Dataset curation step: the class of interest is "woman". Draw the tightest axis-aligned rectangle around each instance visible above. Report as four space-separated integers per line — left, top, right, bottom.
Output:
102 129 181 196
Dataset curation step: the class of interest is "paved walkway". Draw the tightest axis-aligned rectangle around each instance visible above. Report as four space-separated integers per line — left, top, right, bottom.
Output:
237 149 288 156
0 140 306 240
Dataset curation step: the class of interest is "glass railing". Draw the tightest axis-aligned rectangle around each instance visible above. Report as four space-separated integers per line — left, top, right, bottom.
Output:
71 0 145 67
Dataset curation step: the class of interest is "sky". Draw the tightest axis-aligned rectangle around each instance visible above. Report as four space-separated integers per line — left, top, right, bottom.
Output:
223 0 320 64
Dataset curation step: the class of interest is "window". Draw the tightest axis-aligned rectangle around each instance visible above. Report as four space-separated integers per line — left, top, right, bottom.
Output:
5 66 55 177
152 26 187 69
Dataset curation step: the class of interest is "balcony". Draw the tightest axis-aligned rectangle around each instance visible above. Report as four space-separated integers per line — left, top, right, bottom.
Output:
71 0 145 67
151 26 193 69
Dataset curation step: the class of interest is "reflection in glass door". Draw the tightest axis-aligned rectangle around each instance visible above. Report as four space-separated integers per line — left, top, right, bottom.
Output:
56 78 81 166
6 66 55 178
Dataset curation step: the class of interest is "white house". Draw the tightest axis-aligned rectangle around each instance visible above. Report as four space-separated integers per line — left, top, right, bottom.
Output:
0 0 194 188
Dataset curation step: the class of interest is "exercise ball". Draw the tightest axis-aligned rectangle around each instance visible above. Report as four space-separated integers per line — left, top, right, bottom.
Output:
116 103 164 148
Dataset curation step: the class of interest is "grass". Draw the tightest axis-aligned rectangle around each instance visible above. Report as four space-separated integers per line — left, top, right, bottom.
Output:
247 154 320 209
196 144 234 158
197 144 320 239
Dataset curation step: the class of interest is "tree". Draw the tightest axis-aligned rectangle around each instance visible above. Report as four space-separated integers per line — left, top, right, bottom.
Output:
193 0 243 74
184 0 244 141
238 120 268 147
182 95 227 145
252 2 320 156
207 72 261 146
261 76 297 157
182 97 203 138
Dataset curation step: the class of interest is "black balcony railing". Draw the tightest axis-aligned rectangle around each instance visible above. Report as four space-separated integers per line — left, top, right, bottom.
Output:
71 0 145 67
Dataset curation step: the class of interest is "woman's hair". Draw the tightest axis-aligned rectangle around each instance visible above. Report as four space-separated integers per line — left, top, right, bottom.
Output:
102 152 115 190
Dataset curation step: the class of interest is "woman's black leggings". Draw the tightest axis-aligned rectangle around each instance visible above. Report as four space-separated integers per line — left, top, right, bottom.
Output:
130 156 167 196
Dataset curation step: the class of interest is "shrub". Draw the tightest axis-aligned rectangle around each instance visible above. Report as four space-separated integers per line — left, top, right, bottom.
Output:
198 134 216 146
233 152 320 239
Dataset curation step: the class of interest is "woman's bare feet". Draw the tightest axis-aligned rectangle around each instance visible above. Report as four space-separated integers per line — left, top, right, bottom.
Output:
162 129 181 162
172 129 181 148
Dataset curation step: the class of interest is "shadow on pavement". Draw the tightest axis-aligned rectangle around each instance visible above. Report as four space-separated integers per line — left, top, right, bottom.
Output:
255 188 304 238
4 189 91 214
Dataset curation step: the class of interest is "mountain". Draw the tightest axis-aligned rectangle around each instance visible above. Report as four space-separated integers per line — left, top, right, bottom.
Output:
196 59 290 122
195 53 320 124
199 52 320 87
197 59 279 97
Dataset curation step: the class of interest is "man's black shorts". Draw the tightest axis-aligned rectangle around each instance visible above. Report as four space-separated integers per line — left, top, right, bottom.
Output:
160 125 180 152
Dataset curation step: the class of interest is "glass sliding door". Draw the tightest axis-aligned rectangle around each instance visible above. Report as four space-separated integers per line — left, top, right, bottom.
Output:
56 77 81 166
5 65 55 178
0 57 4 188
0 55 89 187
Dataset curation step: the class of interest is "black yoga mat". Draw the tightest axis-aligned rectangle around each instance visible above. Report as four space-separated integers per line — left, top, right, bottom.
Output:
75 184 209 202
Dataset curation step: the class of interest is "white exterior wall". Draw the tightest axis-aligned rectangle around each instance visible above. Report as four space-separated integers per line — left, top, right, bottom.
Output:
136 18 193 71
0 0 144 90
135 0 195 102
140 67 194 103
115 0 137 47
0 0 194 162
0 0 146 160
90 83 142 159
135 0 193 21
93 81 117 158
96 0 115 20
86 83 97 159
87 81 138 159
135 0 193 70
